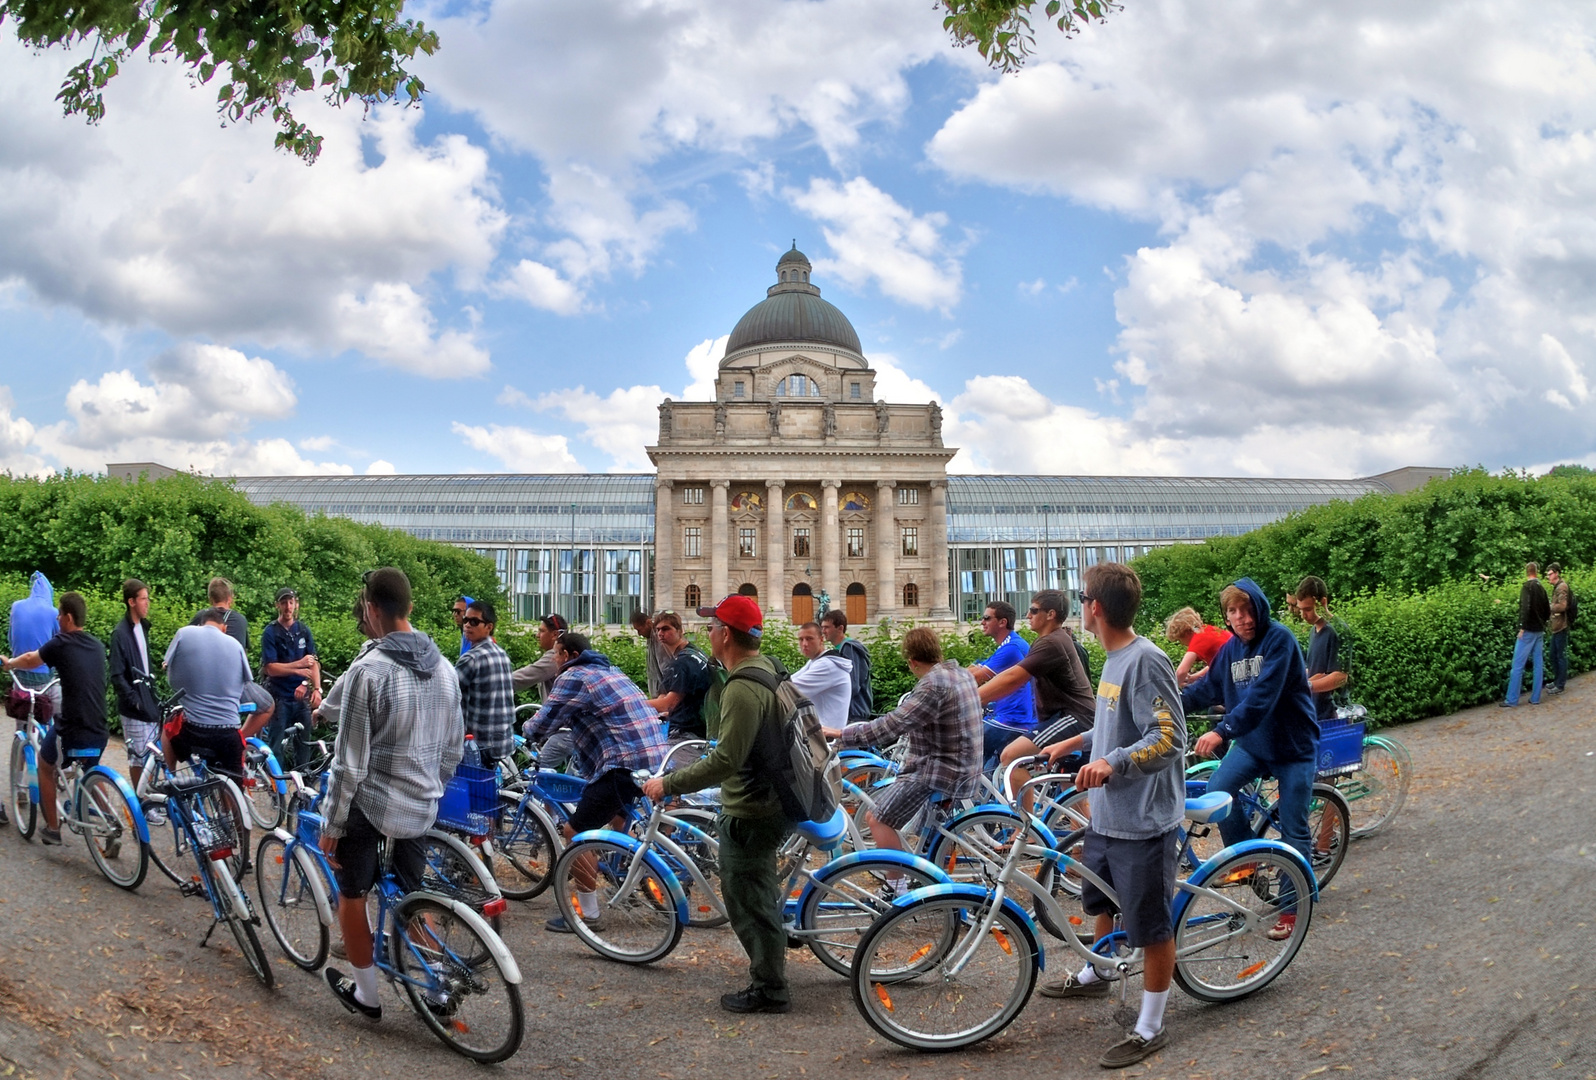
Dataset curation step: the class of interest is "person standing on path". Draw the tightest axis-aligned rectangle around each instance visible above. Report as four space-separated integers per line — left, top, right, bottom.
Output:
109 578 162 788
1295 577 1347 721
261 587 321 767
789 622 852 733
511 613 575 770
7 571 61 717
455 599 515 765
642 595 792 1015
1502 562 1550 708
631 611 673 697
1546 563 1571 697
820 608 873 723
190 577 249 653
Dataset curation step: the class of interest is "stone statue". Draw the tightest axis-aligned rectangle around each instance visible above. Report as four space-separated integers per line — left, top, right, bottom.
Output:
714 403 727 437
929 401 942 442
822 402 837 438
658 398 673 439
768 398 782 434
875 401 890 434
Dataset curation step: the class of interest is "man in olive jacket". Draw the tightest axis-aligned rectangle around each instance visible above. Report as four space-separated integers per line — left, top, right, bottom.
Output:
642 594 791 1015
109 578 162 786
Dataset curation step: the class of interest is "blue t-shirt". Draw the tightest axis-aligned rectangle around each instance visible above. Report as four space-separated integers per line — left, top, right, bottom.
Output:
260 619 317 699
984 633 1035 728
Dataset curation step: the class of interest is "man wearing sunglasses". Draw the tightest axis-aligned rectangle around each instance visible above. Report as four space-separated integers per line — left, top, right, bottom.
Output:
455 600 515 765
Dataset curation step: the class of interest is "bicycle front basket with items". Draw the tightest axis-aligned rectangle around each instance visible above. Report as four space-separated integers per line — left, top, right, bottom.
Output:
189 781 243 860
436 762 499 836
1316 704 1367 779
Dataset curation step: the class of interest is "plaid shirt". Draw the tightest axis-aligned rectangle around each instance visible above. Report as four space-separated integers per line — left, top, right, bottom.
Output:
523 651 667 778
322 632 465 840
836 660 982 800
456 638 516 760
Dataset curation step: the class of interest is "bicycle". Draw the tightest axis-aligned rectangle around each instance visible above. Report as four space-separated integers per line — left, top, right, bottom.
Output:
8 677 151 890
152 758 275 986
1320 705 1411 838
849 770 1317 1051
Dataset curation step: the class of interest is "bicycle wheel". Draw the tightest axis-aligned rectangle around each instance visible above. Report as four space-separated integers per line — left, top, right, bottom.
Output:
490 794 558 901
209 856 276 988
1340 736 1410 838
796 856 948 977
255 834 329 970
418 833 503 931
391 895 525 1063
241 755 285 831
851 895 1038 1052
1263 783 1350 889
925 811 1053 915
78 771 148 891
9 737 36 840
1173 846 1312 1002
143 798 190 886
553 838 683 964
660 809 726 929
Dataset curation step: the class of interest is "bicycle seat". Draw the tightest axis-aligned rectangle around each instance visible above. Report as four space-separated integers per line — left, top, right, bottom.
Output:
792 806 848 849
1183 791 1231 824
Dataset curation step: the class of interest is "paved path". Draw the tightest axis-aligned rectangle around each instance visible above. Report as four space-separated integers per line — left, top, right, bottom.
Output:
3 679 1595 1080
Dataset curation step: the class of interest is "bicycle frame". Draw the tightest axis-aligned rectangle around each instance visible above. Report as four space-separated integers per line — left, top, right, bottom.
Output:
12 684 149 848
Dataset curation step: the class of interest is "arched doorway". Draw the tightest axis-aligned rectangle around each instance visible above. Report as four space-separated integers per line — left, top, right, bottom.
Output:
738 582 759 597
845 582 867 627
791 582 814 624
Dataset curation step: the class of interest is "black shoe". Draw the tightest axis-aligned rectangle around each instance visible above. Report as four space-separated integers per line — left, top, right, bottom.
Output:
39 827 63 846
1548 686 1565 695
720 985 791 1014
0 804 9 826
326 968 382 1020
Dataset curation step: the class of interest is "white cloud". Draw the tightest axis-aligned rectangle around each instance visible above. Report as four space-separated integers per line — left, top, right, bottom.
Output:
492 260 586 316
1019 278 1047 296
0 42 504 377
0 387 47 476
532 385 664 470
365 459 398 475
787 177 964 310
680 336 728 401
451 422 582 471
871 354 940 404
298 436 339 452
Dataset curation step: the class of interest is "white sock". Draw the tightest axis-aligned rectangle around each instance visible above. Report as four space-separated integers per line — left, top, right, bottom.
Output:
1076 963 1100 985
351 963 380 1008
1135 988 1168 1041
578 889 601 919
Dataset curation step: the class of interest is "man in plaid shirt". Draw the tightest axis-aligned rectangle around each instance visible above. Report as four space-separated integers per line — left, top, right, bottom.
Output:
522 630 668 932
321 568 465 1022
823 626 982 891
455 599 515 763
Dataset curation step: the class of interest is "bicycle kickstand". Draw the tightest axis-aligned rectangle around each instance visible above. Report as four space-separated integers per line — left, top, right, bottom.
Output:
1111 962 1138 1031
199 916 221 949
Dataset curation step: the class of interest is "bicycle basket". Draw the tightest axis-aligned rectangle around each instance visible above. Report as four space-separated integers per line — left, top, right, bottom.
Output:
1316 717 1366 778
436 762 499 834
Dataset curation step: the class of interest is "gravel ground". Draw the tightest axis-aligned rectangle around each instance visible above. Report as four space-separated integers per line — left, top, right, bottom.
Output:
2 676 1595 1080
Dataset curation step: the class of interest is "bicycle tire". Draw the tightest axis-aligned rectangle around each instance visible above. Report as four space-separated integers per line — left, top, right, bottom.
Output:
851 895 1038 1052
418 832 504 931
553 838 683 965
143 798 190 886
391 895 525 1063
1173 846 1312 1002
924 810 1054 915
242 758 285 831
1263 783 1350 889
490 793 558 901
796 855 947 977
207 856 276 988
1341 735 1410 838
660 809 726 929
10 737 36 840
255 833 330 970
78 771 148 890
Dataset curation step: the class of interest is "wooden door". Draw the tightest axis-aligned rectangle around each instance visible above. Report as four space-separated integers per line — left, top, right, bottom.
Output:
845 586 867 627
791 593 814 624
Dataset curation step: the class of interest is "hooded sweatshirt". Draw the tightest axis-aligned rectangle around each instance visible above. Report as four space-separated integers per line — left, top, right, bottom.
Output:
791 651 852 731
9 572 56 678
1181 578 1319 765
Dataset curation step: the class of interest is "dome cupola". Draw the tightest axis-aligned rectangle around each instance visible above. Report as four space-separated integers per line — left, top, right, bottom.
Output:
724 243 862 357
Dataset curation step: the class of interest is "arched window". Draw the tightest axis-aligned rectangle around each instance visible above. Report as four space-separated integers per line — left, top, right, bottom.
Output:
738 582 759 597
902 583 920 608
684 583 702 610
842 491 870 511
730 491 763 512
786 492 817 511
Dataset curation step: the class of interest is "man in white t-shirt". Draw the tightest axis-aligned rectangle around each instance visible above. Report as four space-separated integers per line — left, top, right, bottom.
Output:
790 621 852 732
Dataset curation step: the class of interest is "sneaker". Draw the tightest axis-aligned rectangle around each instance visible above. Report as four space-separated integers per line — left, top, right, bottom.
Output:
39 827 63 846
719 985 791 1014
1497 701 1517 709
1038 971 1112 998
1548 686 1565 695
325 968 382 1020
331 940 348 961
1266 913 1297 941
545 912 606 934
1099 1028 1168 1069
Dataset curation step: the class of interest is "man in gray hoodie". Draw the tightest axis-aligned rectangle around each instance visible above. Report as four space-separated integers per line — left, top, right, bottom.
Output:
321 568 465 1022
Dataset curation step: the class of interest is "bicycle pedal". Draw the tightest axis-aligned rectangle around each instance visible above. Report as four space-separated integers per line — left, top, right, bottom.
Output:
179 880 206 897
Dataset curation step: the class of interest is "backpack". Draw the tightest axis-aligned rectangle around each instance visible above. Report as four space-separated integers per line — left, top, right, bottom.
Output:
1072 634 1092 685
727 665 838 824
838 639 874 720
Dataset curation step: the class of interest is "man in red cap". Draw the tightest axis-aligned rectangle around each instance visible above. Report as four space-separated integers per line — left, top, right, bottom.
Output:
642 594 791 1014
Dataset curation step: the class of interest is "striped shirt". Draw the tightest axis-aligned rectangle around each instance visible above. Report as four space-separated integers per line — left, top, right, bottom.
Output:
523 651 667 778
835 660 983 800
456 638 516 760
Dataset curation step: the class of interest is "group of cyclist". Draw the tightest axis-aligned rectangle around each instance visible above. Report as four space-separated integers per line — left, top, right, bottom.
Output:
3 557 1343 1070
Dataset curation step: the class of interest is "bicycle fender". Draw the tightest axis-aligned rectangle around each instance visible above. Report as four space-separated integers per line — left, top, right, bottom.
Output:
290 843 337 926
1175 837 1318 925
837 750 894 771
942 803 1061 849
892 882 1044 971
568 828 691 925
246 739 288 791
793 849 952 914
20 737 39 805
84 765 151 844
397 890 522 985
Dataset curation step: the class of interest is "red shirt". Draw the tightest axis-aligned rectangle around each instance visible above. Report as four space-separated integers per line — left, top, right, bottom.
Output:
1188 625 1233 665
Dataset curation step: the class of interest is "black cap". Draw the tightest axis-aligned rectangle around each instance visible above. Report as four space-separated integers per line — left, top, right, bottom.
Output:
275 587 298 602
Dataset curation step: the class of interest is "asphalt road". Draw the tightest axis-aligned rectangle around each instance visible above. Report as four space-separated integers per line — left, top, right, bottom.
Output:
2 678 1595 1080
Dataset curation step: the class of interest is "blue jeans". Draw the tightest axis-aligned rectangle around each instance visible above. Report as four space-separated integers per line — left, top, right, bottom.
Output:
267 696 314 769
1505 631 1544 705
1548 630 1568 692
1209 743 1316 865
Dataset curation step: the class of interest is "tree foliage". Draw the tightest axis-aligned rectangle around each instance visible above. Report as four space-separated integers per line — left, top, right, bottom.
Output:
2 0 438 162
940 0 1121 72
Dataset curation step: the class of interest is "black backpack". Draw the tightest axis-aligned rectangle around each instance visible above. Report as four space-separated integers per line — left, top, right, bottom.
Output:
728 666 838 824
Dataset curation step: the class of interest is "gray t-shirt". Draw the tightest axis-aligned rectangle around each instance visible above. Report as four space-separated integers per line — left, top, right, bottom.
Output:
1082 635 1187 840
165 625 253 729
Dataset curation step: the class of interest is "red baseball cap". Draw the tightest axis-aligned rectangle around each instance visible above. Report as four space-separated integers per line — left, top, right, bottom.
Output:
697 594 763 637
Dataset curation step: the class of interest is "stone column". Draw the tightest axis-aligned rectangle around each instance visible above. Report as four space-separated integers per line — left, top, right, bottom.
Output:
876 479 896 623
820 479 841 613
766 479 785 618
654 478 674 612
710 480 730 604
929 479 952 618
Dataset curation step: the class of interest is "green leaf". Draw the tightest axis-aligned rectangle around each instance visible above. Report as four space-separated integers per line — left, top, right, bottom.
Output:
294 67 315 90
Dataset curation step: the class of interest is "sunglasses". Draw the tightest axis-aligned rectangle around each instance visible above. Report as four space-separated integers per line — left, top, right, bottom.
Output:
1078 593 1096 606
461 617 487 627
1027 606 1042 615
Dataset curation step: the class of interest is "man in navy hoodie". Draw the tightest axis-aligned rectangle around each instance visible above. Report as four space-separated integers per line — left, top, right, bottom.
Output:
1183 578 1319 936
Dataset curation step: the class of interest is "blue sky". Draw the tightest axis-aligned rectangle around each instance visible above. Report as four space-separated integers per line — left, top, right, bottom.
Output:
2 0 1594 480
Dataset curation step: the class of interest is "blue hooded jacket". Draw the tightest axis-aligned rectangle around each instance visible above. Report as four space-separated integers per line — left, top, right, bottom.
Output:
9 572 56 676
1181 577 1319 764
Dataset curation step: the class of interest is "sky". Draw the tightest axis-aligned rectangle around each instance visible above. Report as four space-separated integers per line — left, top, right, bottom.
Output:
2 0 1595 481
